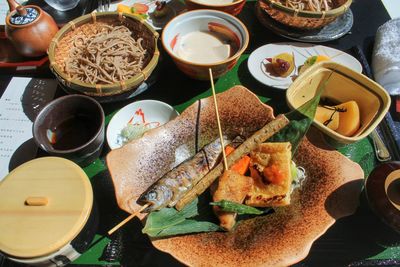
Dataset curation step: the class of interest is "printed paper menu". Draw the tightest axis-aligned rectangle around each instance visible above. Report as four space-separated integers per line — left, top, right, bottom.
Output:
0 77 57 181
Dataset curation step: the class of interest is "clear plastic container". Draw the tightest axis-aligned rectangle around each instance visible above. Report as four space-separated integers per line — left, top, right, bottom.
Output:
44 0 81 11
372 18 400 95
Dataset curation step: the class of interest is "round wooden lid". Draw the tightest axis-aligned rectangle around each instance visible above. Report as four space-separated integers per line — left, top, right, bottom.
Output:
0 157 93 258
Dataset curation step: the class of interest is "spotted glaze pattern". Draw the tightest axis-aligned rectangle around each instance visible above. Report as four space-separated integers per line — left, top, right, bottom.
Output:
107 86 274 215
107 86 364 266
153 128 364 266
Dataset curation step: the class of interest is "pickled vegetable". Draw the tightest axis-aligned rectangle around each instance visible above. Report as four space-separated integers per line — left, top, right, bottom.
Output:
266 53 294 78
315 105 340 130
335 101 360 137
314 100 360 137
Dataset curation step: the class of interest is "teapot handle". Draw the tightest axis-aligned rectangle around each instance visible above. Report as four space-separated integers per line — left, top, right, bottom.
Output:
7 0 20 13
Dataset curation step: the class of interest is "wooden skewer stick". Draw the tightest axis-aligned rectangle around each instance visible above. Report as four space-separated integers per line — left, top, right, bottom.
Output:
108 203 150 235
208 68 228 171
108 70 229 234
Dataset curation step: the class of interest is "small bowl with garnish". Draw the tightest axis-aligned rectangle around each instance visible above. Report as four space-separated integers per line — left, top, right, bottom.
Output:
48 12 159 98
286 61 390 146
162 9 249 80
106 100 179 150
185 0 246 16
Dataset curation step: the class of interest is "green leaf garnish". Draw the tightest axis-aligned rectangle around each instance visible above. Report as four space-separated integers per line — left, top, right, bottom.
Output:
151 220 221 237
142 198 220 237
306 56 318 66
210 200 263 215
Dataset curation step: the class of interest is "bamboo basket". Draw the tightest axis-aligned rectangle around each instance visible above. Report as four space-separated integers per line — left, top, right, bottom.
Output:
48 12 159 97
258 0 352 29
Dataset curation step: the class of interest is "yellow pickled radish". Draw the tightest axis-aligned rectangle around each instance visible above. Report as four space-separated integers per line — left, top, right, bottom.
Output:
335 101 360 137
315 106 340 131
117 4 132 14
314 55 330 63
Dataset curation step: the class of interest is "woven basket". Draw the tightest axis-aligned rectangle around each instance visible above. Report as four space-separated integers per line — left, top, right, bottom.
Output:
48 12 159 97
258 0 352 29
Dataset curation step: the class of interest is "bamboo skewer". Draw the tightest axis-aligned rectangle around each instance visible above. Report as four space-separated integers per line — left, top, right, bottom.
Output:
108 203 150 235
108 70 227 235
108 69 244 234
108 71 226 235
208 68 228 171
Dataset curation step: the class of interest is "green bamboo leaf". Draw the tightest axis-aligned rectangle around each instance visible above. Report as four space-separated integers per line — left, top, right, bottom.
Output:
149 220 221 237
269 73 332 154
142 208 183 235
142 199 199 235
178 198 199 218
210 200 263 215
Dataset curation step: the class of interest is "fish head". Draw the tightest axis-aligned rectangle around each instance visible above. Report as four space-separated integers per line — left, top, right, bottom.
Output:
138 184 173 212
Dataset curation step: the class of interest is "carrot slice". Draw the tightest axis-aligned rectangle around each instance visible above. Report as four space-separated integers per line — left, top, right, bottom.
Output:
225 145 235 156
230 156 250 175
224 146 250 175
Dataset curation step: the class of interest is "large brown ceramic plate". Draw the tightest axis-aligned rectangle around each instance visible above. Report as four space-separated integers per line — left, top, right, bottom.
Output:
107 85 364 266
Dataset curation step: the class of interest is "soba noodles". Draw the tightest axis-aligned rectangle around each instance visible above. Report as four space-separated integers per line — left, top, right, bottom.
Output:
279 0 334 11
65 24 147 85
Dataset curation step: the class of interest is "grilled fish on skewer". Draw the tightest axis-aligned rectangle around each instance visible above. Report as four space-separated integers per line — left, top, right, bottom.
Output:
138 136 232 212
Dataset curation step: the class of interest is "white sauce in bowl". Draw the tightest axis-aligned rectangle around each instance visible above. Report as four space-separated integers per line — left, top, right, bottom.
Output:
174 31 231 64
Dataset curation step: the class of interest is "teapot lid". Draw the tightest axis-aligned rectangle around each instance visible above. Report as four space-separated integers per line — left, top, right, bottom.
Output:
8 6 40 26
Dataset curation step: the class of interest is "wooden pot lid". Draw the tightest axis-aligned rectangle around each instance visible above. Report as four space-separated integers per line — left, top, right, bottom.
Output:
0 157 93 258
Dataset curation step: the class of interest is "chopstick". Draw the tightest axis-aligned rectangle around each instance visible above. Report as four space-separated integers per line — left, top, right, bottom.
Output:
107 203 150 235
209 68 228 171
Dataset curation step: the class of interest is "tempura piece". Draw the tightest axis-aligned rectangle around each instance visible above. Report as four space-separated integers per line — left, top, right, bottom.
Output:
245 142 292 207
213 170 253 230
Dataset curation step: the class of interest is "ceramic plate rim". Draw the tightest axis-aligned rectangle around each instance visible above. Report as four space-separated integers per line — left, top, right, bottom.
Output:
247 42 362 90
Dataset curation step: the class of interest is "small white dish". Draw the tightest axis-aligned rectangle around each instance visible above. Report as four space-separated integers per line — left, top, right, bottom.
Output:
247 42 362 90
109 0 185 30
107 100 179 150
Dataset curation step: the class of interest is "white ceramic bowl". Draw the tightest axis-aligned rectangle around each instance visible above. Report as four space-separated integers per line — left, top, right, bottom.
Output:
107 100 179 150
162 9 249 80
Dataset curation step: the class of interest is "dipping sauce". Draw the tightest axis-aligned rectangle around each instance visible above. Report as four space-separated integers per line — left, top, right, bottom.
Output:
192 0 236 4
174 31 231 64
47 115 98 150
